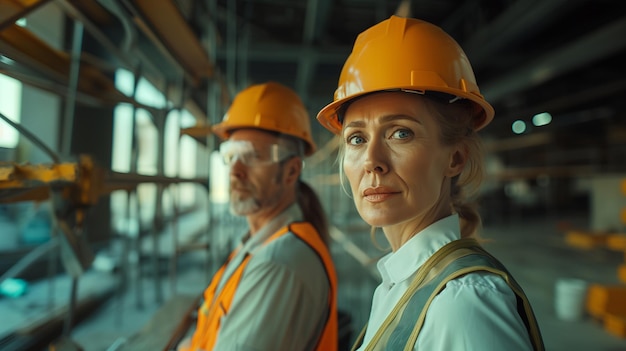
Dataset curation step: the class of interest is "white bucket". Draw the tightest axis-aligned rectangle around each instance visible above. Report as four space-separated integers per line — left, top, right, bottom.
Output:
554 278 588 321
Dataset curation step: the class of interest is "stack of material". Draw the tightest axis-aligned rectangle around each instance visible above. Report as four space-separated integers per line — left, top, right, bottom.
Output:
585 179 626 338
564 230 610 250
587 284 626 338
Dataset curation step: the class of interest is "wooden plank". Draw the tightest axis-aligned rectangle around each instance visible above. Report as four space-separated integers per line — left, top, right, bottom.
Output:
180 125 212 141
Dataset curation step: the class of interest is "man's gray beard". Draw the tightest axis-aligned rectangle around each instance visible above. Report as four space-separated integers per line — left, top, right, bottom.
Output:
230 196 260 216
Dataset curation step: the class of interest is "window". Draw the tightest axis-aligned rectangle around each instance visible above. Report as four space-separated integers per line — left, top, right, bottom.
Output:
0 74 22 149
111 69 204 231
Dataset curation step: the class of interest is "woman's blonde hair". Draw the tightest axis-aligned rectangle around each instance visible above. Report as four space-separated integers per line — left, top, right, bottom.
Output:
422 95 485 238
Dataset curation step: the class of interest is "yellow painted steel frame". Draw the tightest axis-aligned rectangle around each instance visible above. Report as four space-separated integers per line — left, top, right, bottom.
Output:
0 155 103 206
0 162 78 189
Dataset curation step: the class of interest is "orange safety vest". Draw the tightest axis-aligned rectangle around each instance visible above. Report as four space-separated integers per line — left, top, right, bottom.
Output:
187 222 338 351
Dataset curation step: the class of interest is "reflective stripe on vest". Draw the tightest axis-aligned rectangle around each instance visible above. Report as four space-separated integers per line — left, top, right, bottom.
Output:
188 222 338 351
353 238 544 351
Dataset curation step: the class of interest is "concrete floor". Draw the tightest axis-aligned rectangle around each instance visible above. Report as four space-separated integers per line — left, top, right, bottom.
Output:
481 217 626 351
3 212 626 351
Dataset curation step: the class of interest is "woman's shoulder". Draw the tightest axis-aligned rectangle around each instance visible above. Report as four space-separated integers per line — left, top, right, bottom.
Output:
439 270 518 303
422 270 533 350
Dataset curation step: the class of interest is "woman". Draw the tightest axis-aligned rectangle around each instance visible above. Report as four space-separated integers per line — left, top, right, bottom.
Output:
317 16 544 350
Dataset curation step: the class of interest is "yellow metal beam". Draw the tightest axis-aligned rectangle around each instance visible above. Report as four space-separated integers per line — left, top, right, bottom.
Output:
0 155 208 204
0 24 71 78
0 0 53 30
64 0 113 26
0 24 168 113
132 0 214 84
0 162 78 189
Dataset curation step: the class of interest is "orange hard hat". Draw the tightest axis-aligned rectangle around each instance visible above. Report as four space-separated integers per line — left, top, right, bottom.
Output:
212 81 316 155
317 15 494 134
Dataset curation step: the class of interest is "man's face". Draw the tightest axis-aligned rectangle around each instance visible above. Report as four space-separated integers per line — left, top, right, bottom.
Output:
222 129 291 216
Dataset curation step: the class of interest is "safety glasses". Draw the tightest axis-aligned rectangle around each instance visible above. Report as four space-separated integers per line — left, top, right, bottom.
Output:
219 140 294 167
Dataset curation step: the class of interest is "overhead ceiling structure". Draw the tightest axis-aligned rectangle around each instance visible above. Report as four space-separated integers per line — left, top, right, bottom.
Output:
204 0 626 177
2 0 626 178
202 0 626 177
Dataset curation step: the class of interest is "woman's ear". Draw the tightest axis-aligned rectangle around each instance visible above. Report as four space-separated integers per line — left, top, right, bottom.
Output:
446 145 467 177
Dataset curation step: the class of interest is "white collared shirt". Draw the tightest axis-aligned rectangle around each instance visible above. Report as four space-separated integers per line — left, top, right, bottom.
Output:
358 214 533 350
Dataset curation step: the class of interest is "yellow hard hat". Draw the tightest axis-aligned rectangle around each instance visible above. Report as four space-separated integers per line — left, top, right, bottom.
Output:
213 81 316 155
317 16 495 134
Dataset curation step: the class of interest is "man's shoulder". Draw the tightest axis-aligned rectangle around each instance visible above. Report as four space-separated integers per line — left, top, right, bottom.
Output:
247 231 330 292
255 230 321 265
251 228 330 274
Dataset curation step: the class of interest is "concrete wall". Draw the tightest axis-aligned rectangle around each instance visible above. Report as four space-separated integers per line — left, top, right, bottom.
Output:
590 174 626 231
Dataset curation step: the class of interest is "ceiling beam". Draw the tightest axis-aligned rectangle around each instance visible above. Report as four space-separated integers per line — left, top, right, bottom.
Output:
127 0 214 85
482 16 626 104
295 0 320 99
489 78 626 125
0 0 53 31
463 0 580 66
296 0 332 100
217 44 348 63
484 132 553 153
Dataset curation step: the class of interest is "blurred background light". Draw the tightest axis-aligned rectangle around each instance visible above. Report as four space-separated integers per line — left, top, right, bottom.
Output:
512 120 527 134
533 112 553 127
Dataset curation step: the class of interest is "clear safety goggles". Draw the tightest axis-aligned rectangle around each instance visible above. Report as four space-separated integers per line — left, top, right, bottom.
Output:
219 140 295 167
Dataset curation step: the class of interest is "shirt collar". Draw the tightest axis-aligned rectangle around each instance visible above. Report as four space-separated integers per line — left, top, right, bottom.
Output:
236 203 304 255
377 214 461 287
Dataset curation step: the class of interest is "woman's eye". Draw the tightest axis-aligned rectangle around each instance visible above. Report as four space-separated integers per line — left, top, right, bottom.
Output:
392 129 412 139
347 134 365 145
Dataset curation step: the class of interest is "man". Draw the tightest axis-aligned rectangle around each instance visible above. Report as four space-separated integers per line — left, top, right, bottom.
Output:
179 82 337 351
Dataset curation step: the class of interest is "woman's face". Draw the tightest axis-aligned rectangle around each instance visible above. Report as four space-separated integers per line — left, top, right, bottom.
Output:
341 92 464 231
